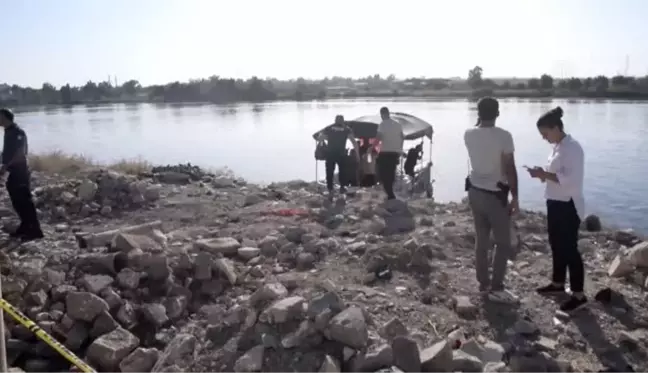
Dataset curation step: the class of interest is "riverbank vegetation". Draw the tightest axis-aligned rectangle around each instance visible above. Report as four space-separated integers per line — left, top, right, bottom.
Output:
28 151 152 176
3 66 648 106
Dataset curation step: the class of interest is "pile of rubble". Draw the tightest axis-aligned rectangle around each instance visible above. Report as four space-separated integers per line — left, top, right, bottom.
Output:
150 164 212 182
1 222 567 373
2 172 648 372
31 170 162 221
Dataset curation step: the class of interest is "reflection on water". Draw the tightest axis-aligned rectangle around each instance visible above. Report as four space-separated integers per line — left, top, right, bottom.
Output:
14 99 648 233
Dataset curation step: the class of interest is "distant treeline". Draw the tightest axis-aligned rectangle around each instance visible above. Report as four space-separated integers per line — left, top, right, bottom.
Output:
3 66 648 107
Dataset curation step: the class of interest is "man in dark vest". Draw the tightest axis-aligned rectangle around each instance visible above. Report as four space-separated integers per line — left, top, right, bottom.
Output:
318 115 360 197
0 108 44 241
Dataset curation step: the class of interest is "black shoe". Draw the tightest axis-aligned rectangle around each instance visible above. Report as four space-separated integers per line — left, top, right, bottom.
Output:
560 295 587 313
20 231 44 242
9 225 26 238
536 283 566 295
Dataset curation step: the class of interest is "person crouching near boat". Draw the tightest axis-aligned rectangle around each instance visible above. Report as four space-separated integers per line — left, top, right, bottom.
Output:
525 106 587 313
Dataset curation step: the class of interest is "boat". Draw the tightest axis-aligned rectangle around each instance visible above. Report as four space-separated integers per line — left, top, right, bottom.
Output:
312 112 434 198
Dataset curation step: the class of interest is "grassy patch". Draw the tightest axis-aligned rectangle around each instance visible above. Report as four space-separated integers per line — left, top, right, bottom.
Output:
28 151 152 176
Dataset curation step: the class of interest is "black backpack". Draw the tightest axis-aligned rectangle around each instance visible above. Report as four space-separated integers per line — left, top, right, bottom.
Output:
314 141 328 160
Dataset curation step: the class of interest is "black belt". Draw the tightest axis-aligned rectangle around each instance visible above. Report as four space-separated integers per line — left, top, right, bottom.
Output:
465 177 510 207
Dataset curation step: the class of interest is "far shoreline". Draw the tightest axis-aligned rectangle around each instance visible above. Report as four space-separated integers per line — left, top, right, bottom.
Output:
9 89 648 111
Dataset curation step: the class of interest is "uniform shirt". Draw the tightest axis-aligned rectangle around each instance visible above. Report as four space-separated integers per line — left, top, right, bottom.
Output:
323 124 352 156
378 118 404 153
2 123 28 172
544 134 585 220
464 126 514 191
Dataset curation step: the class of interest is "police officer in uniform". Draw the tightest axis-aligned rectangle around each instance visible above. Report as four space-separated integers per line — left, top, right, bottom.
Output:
0 108 44 241
317 115 360 197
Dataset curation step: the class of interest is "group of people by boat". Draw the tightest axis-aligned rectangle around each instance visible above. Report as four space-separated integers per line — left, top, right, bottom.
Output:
314 106 429 200
314 98 588 314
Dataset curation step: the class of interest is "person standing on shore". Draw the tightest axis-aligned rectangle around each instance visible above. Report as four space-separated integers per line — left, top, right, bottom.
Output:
464 97 519 303
317 115 360 198
526 106 587 313
0 108 44 242
376 107 404 200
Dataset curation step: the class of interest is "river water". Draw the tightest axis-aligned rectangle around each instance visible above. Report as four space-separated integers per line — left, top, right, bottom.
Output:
13 99 648 233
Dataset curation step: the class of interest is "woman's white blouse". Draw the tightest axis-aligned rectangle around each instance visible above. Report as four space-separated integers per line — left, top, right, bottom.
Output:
544 134 585 220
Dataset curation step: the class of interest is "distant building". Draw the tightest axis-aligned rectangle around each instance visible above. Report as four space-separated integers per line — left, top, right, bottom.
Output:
326 85 355 94
0 84 10 101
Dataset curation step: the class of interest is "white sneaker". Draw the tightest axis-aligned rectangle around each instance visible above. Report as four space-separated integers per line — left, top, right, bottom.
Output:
488 290 520 304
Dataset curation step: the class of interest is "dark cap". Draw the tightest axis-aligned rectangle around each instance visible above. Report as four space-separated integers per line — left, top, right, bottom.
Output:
0 108 14 122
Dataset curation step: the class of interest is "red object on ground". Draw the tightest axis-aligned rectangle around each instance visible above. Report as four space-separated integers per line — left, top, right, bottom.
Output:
261 208 309 217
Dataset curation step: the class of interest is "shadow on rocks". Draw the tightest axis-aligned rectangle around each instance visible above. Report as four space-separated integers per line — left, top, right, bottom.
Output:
381 199 416 235
483 301 521 342
572 309 634 372
318 197 347 229
595 288 648 330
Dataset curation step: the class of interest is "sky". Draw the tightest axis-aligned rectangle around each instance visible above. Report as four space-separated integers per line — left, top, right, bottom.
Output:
2 0 648 88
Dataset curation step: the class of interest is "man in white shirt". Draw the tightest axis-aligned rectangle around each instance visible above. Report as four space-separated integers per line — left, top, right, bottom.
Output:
376 107 404 200
464 97 519 304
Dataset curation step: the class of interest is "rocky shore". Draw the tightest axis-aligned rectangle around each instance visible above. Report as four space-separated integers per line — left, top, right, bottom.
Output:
1 163 648 372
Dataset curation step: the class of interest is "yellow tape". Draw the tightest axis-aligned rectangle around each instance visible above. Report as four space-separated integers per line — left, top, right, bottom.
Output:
0 298 96 373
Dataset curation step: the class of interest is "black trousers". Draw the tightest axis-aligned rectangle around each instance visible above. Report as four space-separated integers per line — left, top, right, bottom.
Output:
547 199 584 292
377 152 400 199
325 154 346 192
6 170 42 235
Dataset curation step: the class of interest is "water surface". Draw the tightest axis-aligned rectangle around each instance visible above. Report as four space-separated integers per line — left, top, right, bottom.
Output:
15 99 648 233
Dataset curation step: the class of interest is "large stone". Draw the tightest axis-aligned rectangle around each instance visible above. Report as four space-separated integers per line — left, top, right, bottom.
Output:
260 296 305 324
238 247 261 260
319 355 341 372
608 254 634 277
86 327 140 371
213 258 237 285
380 317 409 341
142 303 169 327
195 237 241 255
234 345 264 372
452 295 477 318
81 274 114 294
583 214 602 232
452 350 483 372
119 347 161 372
307 291 344 318
193 252 213 280
420 340 453 372
77 180 98 202
351 344 393 371
112 233 160 253
629 241 648 268
90 311 119 339
116 268 141 289
156 171 191 184
508 351 559 372
250 283 288 307
151 334 197 372
143 255 171 281
392 336 421 372
65 292 109 322
326 307 368 349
